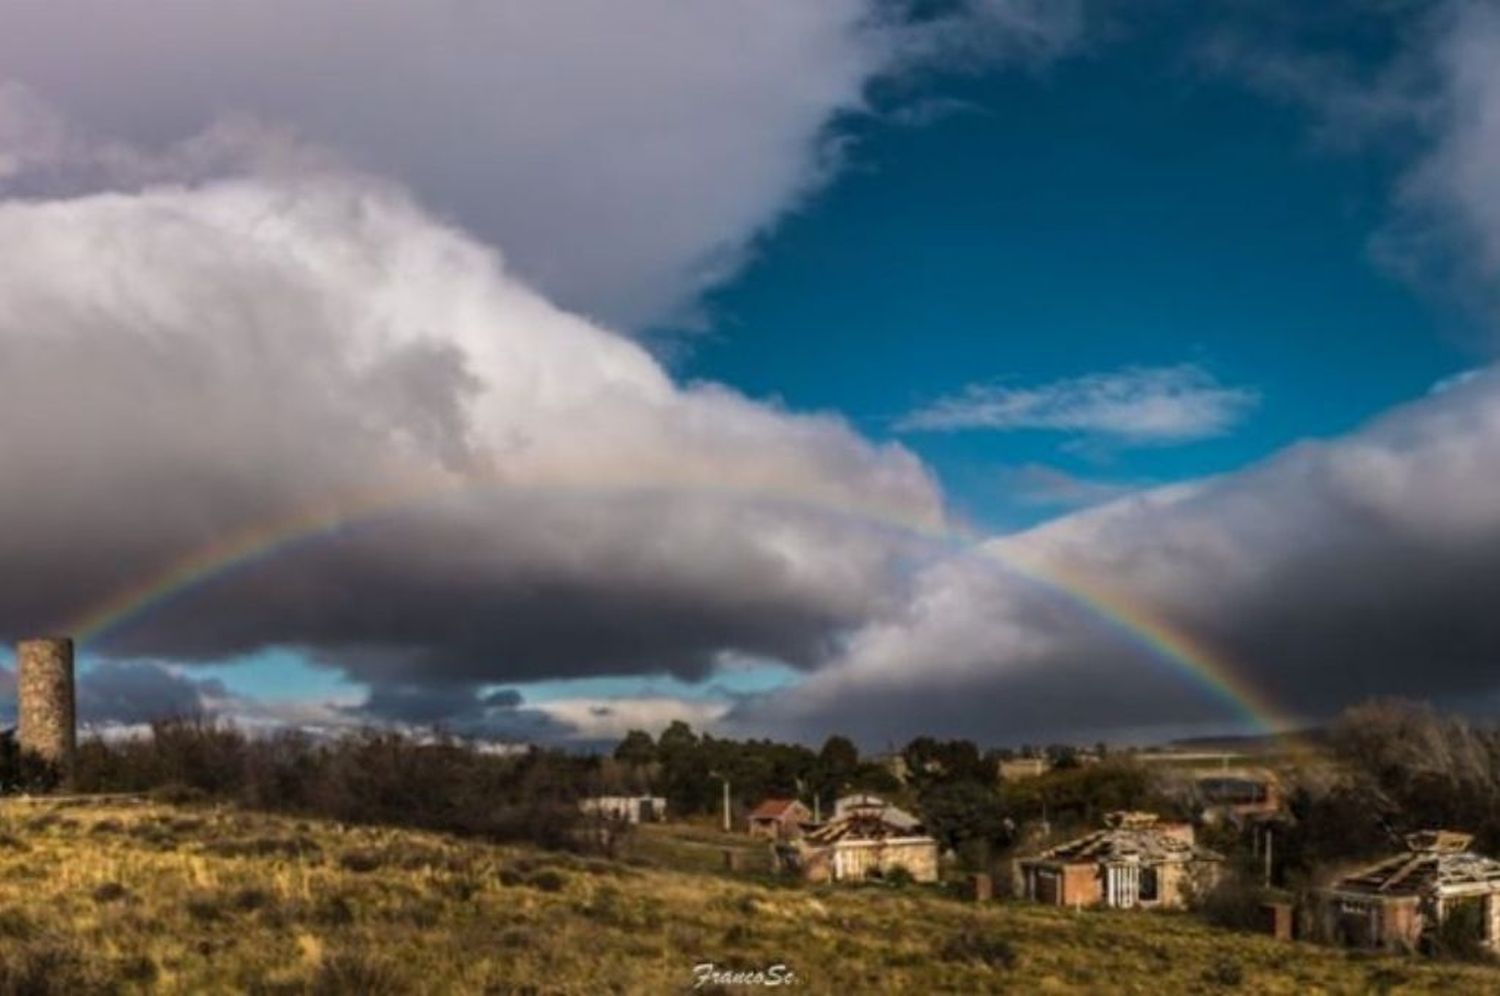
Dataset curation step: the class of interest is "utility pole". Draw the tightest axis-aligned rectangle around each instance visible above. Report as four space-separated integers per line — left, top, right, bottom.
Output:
708 769 732 833
1263 825 1274 888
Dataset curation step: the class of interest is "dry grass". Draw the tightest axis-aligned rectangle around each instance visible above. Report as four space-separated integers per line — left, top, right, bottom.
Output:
0 799 1495 994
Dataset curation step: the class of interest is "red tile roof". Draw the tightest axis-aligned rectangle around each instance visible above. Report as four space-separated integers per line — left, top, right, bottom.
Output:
749 798 801 820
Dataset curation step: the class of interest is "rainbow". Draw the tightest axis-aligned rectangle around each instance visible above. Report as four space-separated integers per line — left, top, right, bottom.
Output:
63 477 1297 737
994 550 1298 735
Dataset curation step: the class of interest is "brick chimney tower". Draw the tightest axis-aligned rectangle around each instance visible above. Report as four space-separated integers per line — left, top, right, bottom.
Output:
16 637 77 782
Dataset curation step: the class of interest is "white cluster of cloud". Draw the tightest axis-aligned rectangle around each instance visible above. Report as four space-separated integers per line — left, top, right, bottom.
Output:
0 0 1083 330
1198 1 1500 325
1390 0 1500 310
898 364 1259 444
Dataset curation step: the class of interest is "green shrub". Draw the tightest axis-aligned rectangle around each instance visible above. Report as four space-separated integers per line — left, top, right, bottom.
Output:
90 882 129 904
0 940 114 996
1203 958 1245 987
882 865 916 888
939 929 1018 969
71 720 592 853
337 850 383 874
1192 872 1266 932
310 950 407 996
1430 898 1490 962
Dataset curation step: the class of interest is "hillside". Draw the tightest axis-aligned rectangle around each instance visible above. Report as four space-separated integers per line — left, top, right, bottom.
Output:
0 798 1496 994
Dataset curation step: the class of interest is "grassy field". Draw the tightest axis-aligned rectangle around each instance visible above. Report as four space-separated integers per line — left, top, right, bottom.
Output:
0 798 1496 994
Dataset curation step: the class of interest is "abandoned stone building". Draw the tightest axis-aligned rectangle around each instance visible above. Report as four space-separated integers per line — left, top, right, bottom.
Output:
997 757 1051 781
578 795 667 824
1018 811 1223 909
1194 769 1282 824
778 807 939 883
747 798 812 840
1317 830 1500 952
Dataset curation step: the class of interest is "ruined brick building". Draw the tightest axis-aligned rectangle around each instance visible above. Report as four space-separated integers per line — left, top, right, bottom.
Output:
1018 811 1223 909
1317 830 1500 952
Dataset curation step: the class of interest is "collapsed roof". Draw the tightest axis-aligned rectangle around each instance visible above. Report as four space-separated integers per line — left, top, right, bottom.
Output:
1029 811 1222 866
1332 831 1500 897
804 810 932 845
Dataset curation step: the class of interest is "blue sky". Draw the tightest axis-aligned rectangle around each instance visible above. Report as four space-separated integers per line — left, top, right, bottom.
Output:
676 13 1475 531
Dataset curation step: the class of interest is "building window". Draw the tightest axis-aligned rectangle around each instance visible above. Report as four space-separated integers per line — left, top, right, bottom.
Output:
1140 867 1159 902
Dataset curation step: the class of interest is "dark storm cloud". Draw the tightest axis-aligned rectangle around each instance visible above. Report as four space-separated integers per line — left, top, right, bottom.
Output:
76 661 228 726
1 661 224 730
342 681 568 741
737 367 1500 745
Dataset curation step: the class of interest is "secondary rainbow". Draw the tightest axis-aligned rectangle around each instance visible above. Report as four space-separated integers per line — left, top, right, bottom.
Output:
64 478 1296 737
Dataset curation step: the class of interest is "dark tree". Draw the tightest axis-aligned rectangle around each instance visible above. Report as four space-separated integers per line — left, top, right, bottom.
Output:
613 729 657 767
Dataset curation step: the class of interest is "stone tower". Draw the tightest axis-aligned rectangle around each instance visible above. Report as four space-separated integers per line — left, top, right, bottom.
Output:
16 637 76 780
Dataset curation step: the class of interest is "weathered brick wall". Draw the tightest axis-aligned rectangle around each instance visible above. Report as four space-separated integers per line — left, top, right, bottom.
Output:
1063 863 1102 906
16 637 76 780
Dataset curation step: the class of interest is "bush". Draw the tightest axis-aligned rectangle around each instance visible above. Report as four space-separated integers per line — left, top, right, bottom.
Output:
0 940 115 996
1429 898 1491 962
1192 872 1266 932
881 865 916 888
337 850 384 874
1203 958 1244 987
90 882 129 904
310 950 407 996
0 734 62 796
68 719 597 853
938 929 1018 969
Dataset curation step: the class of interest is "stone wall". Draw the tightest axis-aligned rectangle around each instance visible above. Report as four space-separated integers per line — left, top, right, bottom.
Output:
830 838 940 883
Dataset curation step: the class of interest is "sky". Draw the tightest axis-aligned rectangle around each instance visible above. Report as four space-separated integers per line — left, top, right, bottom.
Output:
2 1 1500 748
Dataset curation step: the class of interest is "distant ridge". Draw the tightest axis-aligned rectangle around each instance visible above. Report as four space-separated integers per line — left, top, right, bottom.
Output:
1164 728 1327 753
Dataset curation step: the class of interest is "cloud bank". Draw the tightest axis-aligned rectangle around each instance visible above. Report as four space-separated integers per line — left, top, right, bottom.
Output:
0 143 948 714
0 0 1082 329
738 366 1500 743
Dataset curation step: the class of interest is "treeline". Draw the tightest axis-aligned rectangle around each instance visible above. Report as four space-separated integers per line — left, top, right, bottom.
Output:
1274 699 1500 877
612 722 1169 869
3 715 1157 869
611 722 901 817
3 718 624 852
8 697 1491 878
